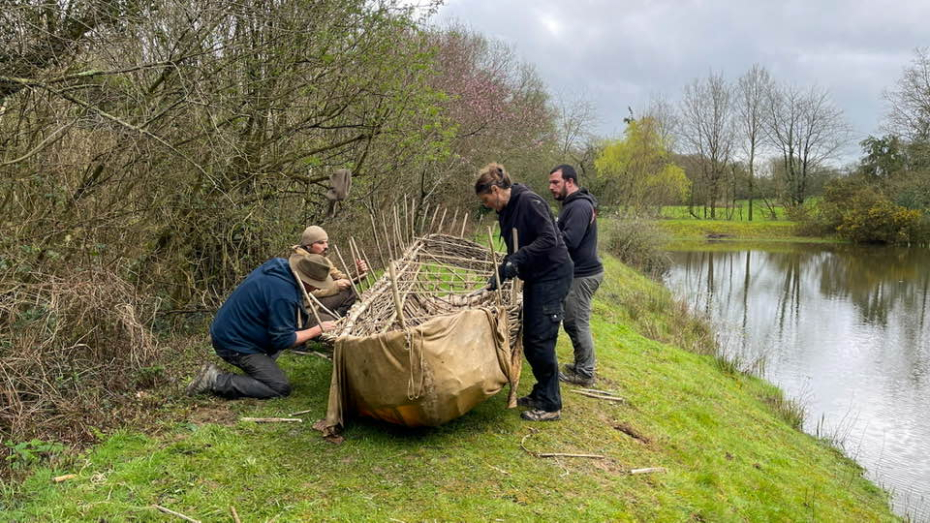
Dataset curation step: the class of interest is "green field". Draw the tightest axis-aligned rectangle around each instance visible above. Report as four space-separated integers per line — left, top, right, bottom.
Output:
660 200 788 221
1 257 895 522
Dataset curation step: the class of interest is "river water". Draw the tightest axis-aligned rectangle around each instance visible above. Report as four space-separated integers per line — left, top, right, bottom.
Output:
663 243 930 520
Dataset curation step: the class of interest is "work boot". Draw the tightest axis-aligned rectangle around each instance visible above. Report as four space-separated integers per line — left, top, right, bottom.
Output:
520 409 561 422
559 368 595 387
185 363 220 396
516 395 542 409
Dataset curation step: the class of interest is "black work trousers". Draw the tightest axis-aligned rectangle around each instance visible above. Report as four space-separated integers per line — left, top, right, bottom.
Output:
212 350 291 399
522 274 573 412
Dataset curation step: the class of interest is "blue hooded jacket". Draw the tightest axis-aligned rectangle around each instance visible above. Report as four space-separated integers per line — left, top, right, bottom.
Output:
210 258 308 355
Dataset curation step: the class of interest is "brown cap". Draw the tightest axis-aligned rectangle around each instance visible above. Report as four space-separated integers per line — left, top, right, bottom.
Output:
288 251 335 292
299 226 328 247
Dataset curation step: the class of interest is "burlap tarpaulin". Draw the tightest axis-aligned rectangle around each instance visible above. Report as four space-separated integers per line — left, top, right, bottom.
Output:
318 308 516 435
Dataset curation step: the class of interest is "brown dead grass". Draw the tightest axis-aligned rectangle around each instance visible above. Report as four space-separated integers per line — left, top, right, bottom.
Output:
0 268 166 468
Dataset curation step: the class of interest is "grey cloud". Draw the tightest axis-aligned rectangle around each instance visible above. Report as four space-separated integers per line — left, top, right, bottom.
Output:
435 0 930 146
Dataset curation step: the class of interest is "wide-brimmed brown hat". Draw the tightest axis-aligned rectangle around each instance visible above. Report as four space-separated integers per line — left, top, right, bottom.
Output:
288 251 336 292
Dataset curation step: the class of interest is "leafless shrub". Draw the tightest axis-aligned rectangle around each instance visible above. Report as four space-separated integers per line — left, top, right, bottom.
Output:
0 268 158 450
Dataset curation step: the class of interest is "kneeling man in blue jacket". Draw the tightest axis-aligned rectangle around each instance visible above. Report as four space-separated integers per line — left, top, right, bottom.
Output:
186 250 338 399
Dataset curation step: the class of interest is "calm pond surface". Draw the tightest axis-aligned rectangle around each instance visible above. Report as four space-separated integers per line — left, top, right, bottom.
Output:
664 243 930 520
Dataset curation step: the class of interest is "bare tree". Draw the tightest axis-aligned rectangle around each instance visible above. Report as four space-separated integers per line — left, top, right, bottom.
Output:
553 95 599 177
883 47 930 142
766 84 849 206
735 64 773 221
640 94 680 152
679 71 735 219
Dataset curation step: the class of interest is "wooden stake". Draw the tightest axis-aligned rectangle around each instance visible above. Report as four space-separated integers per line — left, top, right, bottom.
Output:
349 237 373 289
429 205 440 233
419 202 430 236
289 409 314 416
240 417 303 423
53 474 76 483
449 208 459 236
388 261 407 330
437 208 448 235
368 213 388 271
460 212 468 238
486 226 504 310
153 505 201 523
511 228 520 304
393 205 405 251
231 506 242 523
520 432 606 460
403 196 411 243
570 390 627 403
293 272 327 332
351 237 377 289
333 244 360 300
410 198 418 240
380 210 396 261
630 467 667 475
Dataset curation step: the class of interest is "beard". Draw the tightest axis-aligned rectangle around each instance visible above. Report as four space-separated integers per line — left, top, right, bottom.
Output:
554 187 567 201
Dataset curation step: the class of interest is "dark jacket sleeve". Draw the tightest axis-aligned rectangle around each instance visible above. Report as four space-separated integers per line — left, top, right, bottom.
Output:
560 201 593 251
510 197 559 270
267 297 299 351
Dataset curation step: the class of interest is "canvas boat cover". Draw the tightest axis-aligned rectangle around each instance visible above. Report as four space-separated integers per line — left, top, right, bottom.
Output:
313 232 522 437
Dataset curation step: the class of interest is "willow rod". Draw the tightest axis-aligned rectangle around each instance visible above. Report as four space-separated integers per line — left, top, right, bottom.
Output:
368 213 388 272
332 244 359 301
429 205 441 233
486 226 504 309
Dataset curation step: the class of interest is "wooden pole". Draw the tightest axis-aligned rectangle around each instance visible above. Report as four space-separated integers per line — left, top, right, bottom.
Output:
429 205 440 234
437 208 448 235
393 205 405 251
388 261 407 330
332 244 359 300
293 272 327 331
380 211 396 261
240 417 303 423
460 212 468 238
403 196 411 243
153 505 201 523
511 228 521 304
418 202 430 236
349 237 372 288
351 237 378 289
449 208 459 236
485 226 504 309
368 213 388 271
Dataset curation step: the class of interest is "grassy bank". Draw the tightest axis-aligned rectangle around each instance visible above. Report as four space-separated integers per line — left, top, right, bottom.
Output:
1 257 895 521
656 218 845 245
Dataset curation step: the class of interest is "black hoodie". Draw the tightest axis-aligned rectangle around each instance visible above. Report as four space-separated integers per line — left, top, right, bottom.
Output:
557 188 603 277
497 184 573 283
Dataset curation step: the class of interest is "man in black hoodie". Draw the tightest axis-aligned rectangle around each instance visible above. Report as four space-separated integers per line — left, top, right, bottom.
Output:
549 165 604 387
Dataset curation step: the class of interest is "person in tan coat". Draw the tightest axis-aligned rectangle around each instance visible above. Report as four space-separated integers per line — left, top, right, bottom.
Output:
295 226 369 321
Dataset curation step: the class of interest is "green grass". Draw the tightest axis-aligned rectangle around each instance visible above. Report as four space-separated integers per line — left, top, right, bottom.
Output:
656 218 844 245
661 200 788 220
1 257 896 522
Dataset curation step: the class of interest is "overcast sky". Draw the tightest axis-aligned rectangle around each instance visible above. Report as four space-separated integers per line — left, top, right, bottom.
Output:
430 0 929 159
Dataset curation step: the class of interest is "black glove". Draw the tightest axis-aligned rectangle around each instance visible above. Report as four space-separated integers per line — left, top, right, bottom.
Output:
487 258 518 290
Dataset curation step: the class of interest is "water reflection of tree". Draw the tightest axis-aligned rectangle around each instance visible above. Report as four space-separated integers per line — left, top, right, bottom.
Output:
668 245 930 369
813 245 930 330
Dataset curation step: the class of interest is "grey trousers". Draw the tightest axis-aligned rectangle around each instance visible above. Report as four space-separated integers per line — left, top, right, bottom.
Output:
563 271 604 378
314 287 357 322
